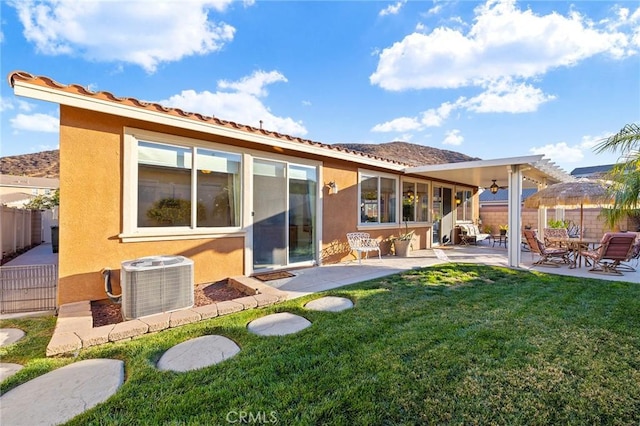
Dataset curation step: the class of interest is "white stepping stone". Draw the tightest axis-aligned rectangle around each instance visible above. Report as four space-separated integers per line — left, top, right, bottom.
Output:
157 335 241 372
0 358 124 426
0 363 24 381
305 296 353 312
0 328 25 347
247 312 311 336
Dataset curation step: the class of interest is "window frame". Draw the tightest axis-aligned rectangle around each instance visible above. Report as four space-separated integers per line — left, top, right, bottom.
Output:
121 128 244 242
357 169 399 228
400 178 431 224
455 186 474 222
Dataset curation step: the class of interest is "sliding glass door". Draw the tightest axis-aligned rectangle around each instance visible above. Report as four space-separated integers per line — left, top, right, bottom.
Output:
432 185 453 245
252 159 317 270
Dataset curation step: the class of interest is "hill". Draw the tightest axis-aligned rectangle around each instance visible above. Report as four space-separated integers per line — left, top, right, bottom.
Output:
0 150 60 178
0 142 477 178
333 141 480 166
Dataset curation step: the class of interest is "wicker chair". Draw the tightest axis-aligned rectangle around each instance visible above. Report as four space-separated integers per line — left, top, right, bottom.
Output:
579 232 637 275
523 230 571 267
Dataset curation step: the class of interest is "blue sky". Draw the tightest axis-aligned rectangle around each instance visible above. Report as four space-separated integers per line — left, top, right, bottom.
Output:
1 0 639 174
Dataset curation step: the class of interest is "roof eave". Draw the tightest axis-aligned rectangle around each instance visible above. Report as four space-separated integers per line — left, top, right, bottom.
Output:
11 79 406 172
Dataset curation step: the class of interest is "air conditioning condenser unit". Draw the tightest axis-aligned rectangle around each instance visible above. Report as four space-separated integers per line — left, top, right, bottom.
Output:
121 255 194 320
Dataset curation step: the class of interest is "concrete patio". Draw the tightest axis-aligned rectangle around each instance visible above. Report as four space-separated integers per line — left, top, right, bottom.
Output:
2 241 637 320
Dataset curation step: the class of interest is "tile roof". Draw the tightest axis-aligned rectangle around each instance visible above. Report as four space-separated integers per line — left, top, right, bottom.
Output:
8 71 408 167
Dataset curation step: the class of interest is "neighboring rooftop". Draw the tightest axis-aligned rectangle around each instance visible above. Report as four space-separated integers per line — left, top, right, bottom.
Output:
0 174 59 188
479 188 537 204
570 164 615 179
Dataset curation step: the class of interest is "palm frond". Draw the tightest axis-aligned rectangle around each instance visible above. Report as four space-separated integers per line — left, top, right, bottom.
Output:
594 123 640 155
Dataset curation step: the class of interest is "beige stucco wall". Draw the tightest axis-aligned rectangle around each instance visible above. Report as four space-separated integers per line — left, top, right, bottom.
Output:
58 105 470 304
58 107 245 304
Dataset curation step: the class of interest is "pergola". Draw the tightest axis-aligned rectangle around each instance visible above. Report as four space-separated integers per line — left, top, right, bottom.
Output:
405 155 573 267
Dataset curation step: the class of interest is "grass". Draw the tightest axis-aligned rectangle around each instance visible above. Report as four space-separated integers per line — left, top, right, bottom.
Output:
1 264 639 425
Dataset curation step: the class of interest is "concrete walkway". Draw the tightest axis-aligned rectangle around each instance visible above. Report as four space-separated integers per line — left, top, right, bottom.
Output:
2 243 58 267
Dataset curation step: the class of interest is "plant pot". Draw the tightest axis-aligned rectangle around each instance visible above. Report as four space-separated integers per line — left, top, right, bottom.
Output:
394 240 412 257
500 230 507 236
379 240 392 256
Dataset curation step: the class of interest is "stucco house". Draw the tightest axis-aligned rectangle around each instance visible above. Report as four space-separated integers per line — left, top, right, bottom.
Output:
8 71 570 306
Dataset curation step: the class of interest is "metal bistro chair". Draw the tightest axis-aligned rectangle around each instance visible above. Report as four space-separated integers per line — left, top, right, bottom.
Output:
579 232 637 275
346 232 381 264
523 230 571 268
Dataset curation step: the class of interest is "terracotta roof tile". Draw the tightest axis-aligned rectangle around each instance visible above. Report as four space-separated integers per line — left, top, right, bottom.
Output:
8 71 407 166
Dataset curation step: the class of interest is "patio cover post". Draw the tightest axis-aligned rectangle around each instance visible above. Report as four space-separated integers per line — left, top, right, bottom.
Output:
537 178 547 234
507 165 523 267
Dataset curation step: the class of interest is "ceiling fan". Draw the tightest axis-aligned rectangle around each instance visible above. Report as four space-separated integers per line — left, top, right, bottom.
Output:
488 179 507 194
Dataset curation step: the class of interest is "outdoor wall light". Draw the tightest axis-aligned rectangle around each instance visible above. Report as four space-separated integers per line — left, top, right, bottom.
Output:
327 181 339 195
455 196 461 205
489 180 500 195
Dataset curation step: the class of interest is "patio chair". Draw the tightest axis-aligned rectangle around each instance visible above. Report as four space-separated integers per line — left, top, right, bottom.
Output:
617 232 640 272
523 230 571 267
579 232 637 275
346 232 381 264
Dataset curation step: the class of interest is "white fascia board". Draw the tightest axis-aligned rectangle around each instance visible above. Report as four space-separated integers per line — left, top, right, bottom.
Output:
12 81 405 172
404 155 544 174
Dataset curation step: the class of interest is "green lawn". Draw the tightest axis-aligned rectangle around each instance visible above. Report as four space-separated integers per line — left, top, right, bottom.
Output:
2 264 639 425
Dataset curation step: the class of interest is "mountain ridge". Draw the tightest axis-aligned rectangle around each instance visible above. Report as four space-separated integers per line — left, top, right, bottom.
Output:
0 142 479 178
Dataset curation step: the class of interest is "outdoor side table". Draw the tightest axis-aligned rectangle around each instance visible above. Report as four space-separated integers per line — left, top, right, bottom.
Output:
492 234 507 248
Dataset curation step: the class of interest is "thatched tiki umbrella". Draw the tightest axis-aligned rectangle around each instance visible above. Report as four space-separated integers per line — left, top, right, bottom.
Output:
523 179 612 239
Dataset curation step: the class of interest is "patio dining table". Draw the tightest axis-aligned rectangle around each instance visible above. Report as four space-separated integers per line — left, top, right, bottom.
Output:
546 237 602 269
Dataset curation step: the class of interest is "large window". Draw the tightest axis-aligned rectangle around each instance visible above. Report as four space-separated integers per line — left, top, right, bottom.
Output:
137 141 241 229
402 181 429 222
359 173 396 224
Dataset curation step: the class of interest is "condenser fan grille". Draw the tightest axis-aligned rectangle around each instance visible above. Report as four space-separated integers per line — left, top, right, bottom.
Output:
121 255 194 320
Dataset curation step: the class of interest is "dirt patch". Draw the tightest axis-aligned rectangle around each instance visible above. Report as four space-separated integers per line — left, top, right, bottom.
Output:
91 280 249 327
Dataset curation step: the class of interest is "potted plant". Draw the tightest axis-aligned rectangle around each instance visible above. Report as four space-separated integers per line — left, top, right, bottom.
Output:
392 222 415 257
499 224 508 236
378 236 393 256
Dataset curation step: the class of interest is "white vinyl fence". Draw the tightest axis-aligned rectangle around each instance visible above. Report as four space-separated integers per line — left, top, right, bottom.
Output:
1 207 57 261
1 206 32 260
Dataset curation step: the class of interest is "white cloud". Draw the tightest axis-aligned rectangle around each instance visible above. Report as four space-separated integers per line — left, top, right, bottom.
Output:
158 70 307 136
379 1 406 17
10 113 59 133
442 129 463 146
371 116 421 133
579 132 611 150
427 5 442 16
217 71 287 97
302 100 312 107
421 102 455 127
0 97 36 113
372 101 455 133
370 0 636 91
460 79 556 113
10 0 241 73
0 97 14 112
529 142 584 164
